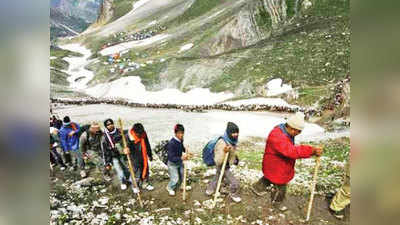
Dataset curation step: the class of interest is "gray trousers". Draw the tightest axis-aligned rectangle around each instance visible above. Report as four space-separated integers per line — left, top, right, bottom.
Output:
64 149 85 170
207 166 239 195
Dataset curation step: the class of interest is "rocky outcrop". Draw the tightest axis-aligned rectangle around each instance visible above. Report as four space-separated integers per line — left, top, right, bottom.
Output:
51 0 102 23
206 1 268 56
96 0 114 25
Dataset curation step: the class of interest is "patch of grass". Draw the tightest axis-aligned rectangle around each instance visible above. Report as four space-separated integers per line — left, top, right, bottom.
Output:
50 46 84 86
83 36 108 58
293 86 331 106
50 46 83 58
51 68 70 86
111 0 134 22
50 58 69 71
237 139 264 170
309 0 350 18
122 61 168 87
208 8 349 97
165 0 228 27
255 2 272 29
286 0 297 18
315 137 350 162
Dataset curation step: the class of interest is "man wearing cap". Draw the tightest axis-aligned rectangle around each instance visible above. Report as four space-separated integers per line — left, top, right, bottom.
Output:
251 112 323 205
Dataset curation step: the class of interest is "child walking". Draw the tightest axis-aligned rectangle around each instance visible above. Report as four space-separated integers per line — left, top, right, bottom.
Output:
123 123 154 192
166 124 191 196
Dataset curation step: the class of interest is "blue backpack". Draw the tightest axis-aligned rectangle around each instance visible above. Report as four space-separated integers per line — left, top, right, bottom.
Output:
202 137 223 166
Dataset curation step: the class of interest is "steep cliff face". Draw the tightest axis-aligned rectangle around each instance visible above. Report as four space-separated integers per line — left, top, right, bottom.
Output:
50 7 90 40
51 0 102 23
96 0 114 25
50 0 102 39
206 1 268 56
191 0 316 57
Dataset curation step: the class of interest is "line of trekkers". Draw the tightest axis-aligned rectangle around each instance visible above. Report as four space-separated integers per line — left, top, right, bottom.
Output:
49 112 350 219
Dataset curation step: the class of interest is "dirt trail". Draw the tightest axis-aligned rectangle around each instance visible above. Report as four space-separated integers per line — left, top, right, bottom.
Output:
50 165 349 225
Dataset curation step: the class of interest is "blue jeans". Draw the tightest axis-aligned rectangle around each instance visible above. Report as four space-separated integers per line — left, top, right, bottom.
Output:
112 157 129 184
167 161 184 190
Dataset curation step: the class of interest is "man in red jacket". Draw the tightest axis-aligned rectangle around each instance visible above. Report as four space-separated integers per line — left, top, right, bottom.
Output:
251 112 323 205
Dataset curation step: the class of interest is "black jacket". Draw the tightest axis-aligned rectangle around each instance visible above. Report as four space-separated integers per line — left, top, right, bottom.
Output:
102 128 123 165
126 132 153 167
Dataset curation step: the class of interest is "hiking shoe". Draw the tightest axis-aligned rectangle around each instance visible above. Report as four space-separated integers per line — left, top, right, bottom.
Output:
180 185 192 191
142 182 154 191
145 184 154 191
132 187 140 194
279 206 288 212
230 194 241 203
69 166 74 172
80 170 87 178
104 175 112 182
250 186 268 196
205 189 214 196
329 208 344 220
60 166 66 171
220 186 229 194
120 184 127 190
250 182 269 196
166 186 175 196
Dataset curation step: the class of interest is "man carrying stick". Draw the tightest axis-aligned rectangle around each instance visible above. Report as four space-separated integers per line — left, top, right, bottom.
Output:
206 122 241 203
166 124 192 197
251 112 323 207
123 123 155 192
119 119 144 207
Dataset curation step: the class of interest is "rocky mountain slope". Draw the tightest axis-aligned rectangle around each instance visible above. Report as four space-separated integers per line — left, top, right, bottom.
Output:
50 0 102 40
52 0 350 119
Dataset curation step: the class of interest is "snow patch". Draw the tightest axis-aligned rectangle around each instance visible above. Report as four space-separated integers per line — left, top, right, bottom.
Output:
59 43 94 90
179 43 194 53
85 76 234 105
208 9 225 20
148 20 157 26
133 0 152 10
266 78 293 96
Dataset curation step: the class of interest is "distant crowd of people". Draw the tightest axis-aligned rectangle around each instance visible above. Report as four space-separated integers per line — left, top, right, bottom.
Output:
101 24 167 49
50 97 322 117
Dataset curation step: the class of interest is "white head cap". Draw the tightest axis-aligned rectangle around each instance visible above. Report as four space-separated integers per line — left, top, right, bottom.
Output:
287 112 305 131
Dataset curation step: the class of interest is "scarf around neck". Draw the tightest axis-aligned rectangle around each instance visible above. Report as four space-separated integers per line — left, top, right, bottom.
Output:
104 128 117 149
279 123 295 144
222 131 238 146
128 128 149 179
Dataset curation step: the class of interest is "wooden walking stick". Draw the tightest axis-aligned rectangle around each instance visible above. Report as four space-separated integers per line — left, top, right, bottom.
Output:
306 155 321 221
183 149 189 201
118 118 144 208
212 151 230 209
